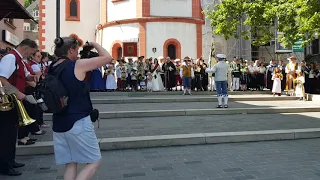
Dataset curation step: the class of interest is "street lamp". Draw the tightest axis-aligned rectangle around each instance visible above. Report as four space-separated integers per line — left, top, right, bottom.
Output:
56 0 60 38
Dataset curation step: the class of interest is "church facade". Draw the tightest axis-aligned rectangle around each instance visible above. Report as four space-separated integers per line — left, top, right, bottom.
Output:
39 0 206 60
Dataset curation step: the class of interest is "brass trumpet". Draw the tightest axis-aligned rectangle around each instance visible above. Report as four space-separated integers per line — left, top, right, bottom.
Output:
0 81 36 126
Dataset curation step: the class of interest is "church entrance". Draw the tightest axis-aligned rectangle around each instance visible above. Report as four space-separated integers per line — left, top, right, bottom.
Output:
167 44 176 59
117 47 123 59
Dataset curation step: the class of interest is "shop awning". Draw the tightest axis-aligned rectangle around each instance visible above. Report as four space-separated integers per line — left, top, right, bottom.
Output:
0 0 35 22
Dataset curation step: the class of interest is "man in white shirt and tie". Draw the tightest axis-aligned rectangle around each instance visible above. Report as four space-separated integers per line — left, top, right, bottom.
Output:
206 54 229 108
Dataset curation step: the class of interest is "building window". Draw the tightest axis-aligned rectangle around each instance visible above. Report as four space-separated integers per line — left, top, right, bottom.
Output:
24 23 31 31
4 18 16 29
66 0 80 21
33 10 39 17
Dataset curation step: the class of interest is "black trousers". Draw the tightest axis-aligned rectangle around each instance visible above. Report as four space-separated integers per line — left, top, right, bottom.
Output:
0 107 18 171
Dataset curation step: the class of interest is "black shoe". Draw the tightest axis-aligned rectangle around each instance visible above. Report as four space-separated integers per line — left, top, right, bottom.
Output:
224 105 228 108
28 138 37 142
31 130 46 135
13 162 25 168
18 140 35 146
0 168 22 176
216 105 223 108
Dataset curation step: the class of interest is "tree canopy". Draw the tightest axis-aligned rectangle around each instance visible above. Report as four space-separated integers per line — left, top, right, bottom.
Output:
24 0 34 7
204 0 320 47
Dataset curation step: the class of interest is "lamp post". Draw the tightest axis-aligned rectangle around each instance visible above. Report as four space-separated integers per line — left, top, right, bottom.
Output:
56 0 60 38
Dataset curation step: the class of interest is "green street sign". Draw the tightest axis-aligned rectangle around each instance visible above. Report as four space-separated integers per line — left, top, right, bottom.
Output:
293 40 304 52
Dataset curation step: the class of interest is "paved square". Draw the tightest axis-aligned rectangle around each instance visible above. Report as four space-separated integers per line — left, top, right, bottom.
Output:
4 138 320 180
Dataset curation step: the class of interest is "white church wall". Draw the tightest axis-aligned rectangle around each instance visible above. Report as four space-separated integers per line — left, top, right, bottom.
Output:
43 0 100 54
101 23 139 51
146 22 197 59
150 0 192 17
107 0 136 22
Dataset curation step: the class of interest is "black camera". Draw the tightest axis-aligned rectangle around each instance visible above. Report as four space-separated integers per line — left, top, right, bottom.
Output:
80 43 99 59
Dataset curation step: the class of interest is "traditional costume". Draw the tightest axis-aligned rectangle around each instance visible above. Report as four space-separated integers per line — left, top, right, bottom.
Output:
180 57 194 95
266 62 277 90
174 59 182 91
206 54 229 108
272 72 283 95
115 60 127 91
230 61 241 91
162 58 176 91
295 76 305 100
285 56 300 90
105 65 117 91
208 57 216 91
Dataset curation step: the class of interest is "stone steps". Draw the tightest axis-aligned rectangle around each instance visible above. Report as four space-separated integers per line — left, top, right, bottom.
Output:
16 128 320 156
91 96 298 104
90 91 273 96
43 106 320 120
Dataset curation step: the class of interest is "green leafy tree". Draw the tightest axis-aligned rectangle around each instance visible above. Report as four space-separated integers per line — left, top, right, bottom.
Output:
204 0 320 47
24 0 34 7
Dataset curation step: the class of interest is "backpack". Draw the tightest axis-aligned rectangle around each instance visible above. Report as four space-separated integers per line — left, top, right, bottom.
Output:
34 59 69 113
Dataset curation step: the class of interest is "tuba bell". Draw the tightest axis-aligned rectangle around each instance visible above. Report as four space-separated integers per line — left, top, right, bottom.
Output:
10 94 36 126
0 81 14 111
0 80 36 126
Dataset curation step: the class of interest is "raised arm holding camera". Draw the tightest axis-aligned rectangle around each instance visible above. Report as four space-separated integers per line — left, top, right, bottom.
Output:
45 36 112 180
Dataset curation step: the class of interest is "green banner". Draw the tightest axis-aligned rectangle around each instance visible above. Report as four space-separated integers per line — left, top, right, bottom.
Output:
293 40 304 52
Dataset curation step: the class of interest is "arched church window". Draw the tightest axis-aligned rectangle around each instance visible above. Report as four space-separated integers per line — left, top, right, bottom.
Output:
66 0 80 21
168 44 176 59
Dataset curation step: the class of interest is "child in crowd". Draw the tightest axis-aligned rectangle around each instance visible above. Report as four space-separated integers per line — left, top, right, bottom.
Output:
272 67 283 96
147 72 153 92
295 72 305 100
130 67 138 91
105 64 117 91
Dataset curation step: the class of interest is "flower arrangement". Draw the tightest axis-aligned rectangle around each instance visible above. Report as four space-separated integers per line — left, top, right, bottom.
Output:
293 79 302 84
275 73 283 79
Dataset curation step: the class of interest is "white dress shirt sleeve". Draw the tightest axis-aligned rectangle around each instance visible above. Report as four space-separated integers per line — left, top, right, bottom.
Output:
31 64 41 73
0 54 16 79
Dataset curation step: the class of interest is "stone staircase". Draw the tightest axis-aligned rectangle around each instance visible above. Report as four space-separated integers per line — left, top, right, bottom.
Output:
17 91 320 156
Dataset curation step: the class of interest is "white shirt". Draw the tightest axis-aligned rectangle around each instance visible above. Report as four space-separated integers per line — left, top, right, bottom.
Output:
0 49 30 79
248 65 258 73
31 63 41 73
207 61 229 81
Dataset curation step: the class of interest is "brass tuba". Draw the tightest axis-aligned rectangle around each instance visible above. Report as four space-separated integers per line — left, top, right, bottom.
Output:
10 94 36 126
0 81 36 126
0 81 14 111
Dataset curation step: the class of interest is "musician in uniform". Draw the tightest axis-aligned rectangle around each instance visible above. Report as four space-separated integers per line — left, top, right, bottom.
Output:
0 39 39 176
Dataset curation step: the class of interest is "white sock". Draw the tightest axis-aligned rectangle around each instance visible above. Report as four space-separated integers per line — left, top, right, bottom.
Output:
184 89 186 94
188 89 191 94
224 96 228 105
218 96 222 105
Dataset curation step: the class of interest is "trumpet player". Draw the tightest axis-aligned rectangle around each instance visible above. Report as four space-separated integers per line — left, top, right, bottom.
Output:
0 39 39 176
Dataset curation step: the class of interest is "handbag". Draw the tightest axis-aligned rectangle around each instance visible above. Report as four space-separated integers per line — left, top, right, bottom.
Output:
90 109 100 128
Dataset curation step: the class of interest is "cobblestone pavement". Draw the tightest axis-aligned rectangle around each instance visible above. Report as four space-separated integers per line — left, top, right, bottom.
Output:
91 100 319 112
36 112 320 141
3 138 320 180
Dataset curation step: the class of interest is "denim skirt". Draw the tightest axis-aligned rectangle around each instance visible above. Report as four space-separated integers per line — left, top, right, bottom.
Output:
53 116 101 165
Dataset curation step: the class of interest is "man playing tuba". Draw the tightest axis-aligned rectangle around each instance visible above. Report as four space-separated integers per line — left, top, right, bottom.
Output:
0 39 40 176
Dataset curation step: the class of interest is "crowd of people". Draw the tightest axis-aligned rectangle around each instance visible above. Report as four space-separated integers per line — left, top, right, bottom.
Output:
88 55 318 98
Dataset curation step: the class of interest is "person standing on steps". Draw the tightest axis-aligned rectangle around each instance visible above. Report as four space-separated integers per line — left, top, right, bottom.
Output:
206 54 229 108
51 37 112 180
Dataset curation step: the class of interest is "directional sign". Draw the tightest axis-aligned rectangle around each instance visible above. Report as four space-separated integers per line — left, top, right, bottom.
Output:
293 40 304 52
